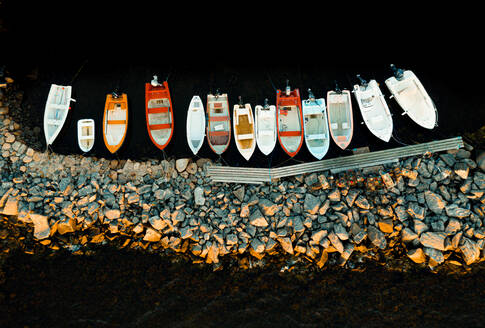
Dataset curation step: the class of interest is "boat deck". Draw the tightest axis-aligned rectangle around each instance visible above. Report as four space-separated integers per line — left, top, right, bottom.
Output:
206 137 464 184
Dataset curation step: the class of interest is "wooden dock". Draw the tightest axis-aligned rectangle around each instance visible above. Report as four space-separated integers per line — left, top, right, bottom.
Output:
206 137 464 184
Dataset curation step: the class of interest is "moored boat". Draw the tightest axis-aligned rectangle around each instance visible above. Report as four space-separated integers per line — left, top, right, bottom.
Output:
77 119 95 152
43 84 76 146
186 95 206 155
233 97 256 161
103 91 128 154
145 75 174 151
327 83 353 150
255 98 277 156
385 64 437 129
206 91 231 155
276 81 304 157
302 89 329 160
353 75 393 142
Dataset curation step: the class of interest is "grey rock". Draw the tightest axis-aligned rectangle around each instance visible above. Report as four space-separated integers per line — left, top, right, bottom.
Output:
194 187 205 206
459 237 480 265
477 150 485 171
328 189 341 202
454 162 469 180
311 230 328 244
278 237 294 254
419 231 446 251
105 209 121 221
394 206 409 222
445 204 471 218
424 191 447 215
249 209 268 227
258 198 278 216
345 189 360 207
407 203 425 220
179 225 193 239
439 153 456 167
424 247 444 264
367 226 387 249
250 238 265 253
334 223 349 241
328 232 344 253
233 186 245 202
292 217 305 233
355 195 370 210
407 248 426 263
304 193 321 214
401 227 418 242
175 158 190 172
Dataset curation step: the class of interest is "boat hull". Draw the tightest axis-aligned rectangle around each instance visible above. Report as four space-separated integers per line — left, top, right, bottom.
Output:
43 84 73 146
145 81 174 151
103 93 128 154
385 70 437 129
186 96 206 155
233 104 256 161
206 93 231 155
276 89 304 157
327 90 353 150
353 80 393 142
302 98 329 160
255 104 277 156
77 119 95 152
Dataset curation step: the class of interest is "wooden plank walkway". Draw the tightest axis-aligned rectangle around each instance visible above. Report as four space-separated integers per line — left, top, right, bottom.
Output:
207 137 464 184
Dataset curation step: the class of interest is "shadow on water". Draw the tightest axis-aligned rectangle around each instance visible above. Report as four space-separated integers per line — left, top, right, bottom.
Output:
5 59 485 167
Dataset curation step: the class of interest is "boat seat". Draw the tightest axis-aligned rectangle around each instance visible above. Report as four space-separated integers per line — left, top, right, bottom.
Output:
330 123 339 130
304 107 323 116
342 122 350 129
306 133 326 140
237 133 254 141
46 119 63 126
279 130 301 137
50 104 67 110
149 123 171 130
210 131 229 136
371 115 384 123
108 120 127 125
259 130 274 136
209 115 229 122
79 135 94 140
148 107 169 114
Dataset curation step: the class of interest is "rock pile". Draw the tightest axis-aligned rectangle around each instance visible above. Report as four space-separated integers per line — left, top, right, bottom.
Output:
1 81 485 271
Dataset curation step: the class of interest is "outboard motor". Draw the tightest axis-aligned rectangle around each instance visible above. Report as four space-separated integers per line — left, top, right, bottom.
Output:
285 80 291 96
334 81 342 94
151 75 161 87
263 98 270 110
390 64 404 80
307 88 315 102
356 74 368 87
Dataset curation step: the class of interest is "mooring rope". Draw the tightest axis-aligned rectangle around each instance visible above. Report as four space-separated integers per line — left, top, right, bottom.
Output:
69 59 89 85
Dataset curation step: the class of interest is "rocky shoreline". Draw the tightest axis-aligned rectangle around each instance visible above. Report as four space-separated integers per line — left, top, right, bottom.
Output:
1 81 485 273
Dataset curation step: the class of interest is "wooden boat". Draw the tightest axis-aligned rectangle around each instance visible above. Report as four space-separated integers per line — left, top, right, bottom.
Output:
276 82 304 157
103 92 128 153
186 95 205 155
353 75 393 142
206 92 231 155
302 89 330 160
327 84 353 150
77 119 95 152
43 84 75 146
255 99 277 156
233 98 256 161
145 75 174 150
385 64 437 129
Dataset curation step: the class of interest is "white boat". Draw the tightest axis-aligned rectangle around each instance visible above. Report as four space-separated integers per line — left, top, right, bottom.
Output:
233 99 256 161
186 95 206 155
353 76 393 142
385 64 437 129
327 84 353 150
77 119 95 152
302 89 329 160
43 84 76 146
254 99 277 156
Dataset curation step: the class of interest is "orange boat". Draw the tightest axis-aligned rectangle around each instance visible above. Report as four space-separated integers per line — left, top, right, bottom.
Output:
145 76 174 151
276 82 304 157
103 92 128 153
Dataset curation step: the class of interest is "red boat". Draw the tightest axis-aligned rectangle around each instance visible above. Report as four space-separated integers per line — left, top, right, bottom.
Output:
276 83 304 157
145 76 174 151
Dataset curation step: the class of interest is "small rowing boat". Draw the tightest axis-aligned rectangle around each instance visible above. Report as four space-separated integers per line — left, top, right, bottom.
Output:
145 75 174 151
206 91 231 155
43 84 76 146
255 99 277 156
327 83 353 150
233 97 256 161
186 95 205 155
77 119 95 152
276 81 304 157
302 89 329 160
385 64 437 129
103 91 128 153
353 75 393 142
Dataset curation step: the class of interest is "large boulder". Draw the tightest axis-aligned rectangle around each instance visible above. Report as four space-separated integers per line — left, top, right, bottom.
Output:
424 191 447 215
419 232 446 251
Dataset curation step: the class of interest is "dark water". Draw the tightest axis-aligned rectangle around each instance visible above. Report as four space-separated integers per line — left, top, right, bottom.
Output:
6 59 485 167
